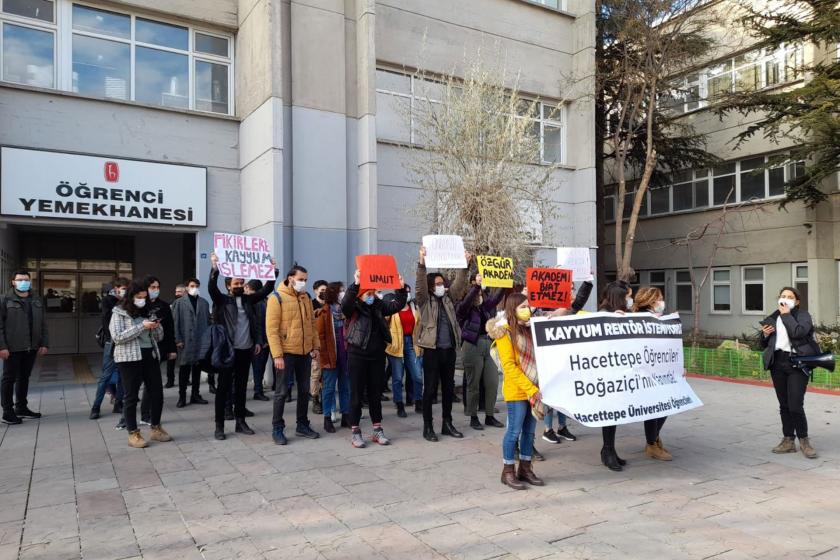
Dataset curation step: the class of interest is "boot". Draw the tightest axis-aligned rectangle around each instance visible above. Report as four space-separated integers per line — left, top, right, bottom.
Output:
89 407 100 420
601 446 622 471
176 396 187 408
340 414 350 429
772 436 796 454
396 402 407 418
441 420 463 438
235 418 255 435
799 437 817 459
423 423 439 442
150 425 172 442
415 401 422 413
501 464 526 490
214 421 226 440
655 437 669 454
485 415 504 428
312 395 323 415
224 406 234 421
165 377 175 389
128 430 148 449
191 394 208 405
324 417 336 433
516 460 545 486
645 442 672 461
470 415 484 430
208 374 216 394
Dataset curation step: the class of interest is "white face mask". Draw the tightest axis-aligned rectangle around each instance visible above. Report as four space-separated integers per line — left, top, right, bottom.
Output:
294 280 306 293
134 298 147 308
434 285 446 298
779 297 796 309
339 291 346 301
654 301 665 314
117 288 127 298
188 287 199 297
626 297 634 310
148 289 160 301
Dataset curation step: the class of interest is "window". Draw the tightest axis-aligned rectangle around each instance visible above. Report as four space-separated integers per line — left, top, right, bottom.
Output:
711 268 731 313
676 270 693 312
742 266 765 314
649 185 670 215
713 163 736 205
649 270 666 304
739 157 765 200
526 0 567 10
793 263 808 312
0 1 233 114
604 185 616 223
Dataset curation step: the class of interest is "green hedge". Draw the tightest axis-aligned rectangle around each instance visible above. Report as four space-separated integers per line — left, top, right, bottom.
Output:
684 346 840 391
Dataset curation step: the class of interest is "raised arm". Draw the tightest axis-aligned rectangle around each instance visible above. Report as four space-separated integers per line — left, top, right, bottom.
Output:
207 266 225 306
380 286 408 316
341 282 360 319
415 248 429 308
571 281 593 313
456 284 480 322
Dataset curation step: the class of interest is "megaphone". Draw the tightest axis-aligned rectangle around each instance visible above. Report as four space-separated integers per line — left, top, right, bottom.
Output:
789 353 835 375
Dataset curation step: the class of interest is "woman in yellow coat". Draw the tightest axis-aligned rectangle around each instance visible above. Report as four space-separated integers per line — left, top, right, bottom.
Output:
487 292 545 490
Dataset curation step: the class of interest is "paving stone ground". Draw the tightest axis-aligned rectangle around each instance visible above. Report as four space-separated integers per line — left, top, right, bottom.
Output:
1 362 839 560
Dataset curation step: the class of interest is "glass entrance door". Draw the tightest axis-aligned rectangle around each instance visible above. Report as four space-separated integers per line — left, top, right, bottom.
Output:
41 272 119 354
79 274 115 354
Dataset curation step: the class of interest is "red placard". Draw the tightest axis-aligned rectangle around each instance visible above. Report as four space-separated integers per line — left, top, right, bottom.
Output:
526 267 572 309
356 255 401 291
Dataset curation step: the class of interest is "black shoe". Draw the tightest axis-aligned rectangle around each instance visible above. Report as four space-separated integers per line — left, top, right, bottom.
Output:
176 397 187 408
532 446 545 461
272 427 287 445
295 423 320 439
542 429 561 444
340 414 350 428
112 401 123 415
415 401 422 414
312 396 323 415
190 394 208 405
253 393 270 402
215 422 226 440
601 447 622 471
324 417 336 433
441 420 463 438
423 424 438 442
485 415 504 428
470 416 484 430
208 384 216 395
2 411 22 425
617 455 627 467
89 407 100 420
235 419 255 435
557 426 577 441
286 393 294 403
380 394 390 402
397 402 407 418
451 394 461 404
244 408 255 418
164 380 175 389
224 408 234 421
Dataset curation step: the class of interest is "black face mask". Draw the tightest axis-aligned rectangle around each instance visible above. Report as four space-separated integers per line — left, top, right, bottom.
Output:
232 287 244 297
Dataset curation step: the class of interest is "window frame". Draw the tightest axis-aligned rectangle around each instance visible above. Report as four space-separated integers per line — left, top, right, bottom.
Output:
675 269 693 313
0 0 58 88
741 265 765 315
710 267 732 315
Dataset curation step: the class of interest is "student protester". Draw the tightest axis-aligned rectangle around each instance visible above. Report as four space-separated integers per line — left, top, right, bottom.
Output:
761 287 820 459
90 277 129 420
208 253 276 440
164 284 186 388
487 292 544 490
415 246 469 442
171 278 211 408
598 281 633 471
385 285 422 418
631 286 673 461
0 270 48 424
456 273 505 430
140 276 177 426
109 280 170 448
311 280 328 414
400 284 421 407
318 282 350 432
342 270 407 448
266 265 320 445
246 280 271 401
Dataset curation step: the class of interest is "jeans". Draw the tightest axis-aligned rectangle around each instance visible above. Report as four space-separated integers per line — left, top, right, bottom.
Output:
386 356 406 404
272 353 311 429
215 348 252 423
463 336 499 417
543 407 568 430
771 351 810 438
322 367 350 417
251 350 269 395
422 347 456 424
643 417 667 444
179 363 203 398
117 348 163 432
502 400 535 464
348 353 385 427
0 349 37 411
402 336 423 402
92 342 120 410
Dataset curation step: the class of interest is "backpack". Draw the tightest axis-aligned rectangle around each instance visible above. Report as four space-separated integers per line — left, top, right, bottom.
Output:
95 326 107 349
198 324 235 372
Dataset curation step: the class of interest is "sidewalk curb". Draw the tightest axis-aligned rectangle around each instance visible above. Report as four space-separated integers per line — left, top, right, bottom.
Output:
687 372 840 396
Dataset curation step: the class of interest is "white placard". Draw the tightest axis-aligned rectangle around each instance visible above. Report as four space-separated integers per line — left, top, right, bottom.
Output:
213 232 275 280
422 235 467 269
0 147 206 226
556 247 591 280
531 312 702 427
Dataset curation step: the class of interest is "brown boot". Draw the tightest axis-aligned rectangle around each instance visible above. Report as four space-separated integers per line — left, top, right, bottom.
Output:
150 425 172 442
645 442 672 461
655 437 670 454
128 430 148 449
799 437 817 459
516 460 545 486
501 464 526 490
771 437 796 454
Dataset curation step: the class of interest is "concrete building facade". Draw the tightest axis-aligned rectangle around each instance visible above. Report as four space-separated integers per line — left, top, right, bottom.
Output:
0 0 596 354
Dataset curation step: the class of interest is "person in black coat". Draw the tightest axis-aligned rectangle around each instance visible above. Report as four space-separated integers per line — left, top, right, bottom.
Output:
139 276 177 425
341 269 407 448
760 286 820 459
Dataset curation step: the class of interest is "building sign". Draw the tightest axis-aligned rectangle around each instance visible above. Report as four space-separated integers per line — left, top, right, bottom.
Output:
0 147 207 226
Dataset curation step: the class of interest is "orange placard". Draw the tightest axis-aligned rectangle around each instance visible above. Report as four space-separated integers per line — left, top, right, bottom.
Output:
526 267 572 309
356 255 401 291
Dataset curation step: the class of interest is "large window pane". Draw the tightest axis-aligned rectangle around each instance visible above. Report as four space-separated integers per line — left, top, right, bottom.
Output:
713 285 731 311
543 124 562 163
375 91 410 142
673 182 693 211
744 268 763 282
194 60 228 114
694 178 709 208
72 34 130 99
194 32 228 57
707 63 732 100
734 63 760 92
676 271 691 283
650 186 670 214
72 5 130 39
2 23 53 87
604 196 615 222
740 170 765 200
376 70 410 94
676 285 693 311
713 269 730 282
136 18 188 50
135 46 188 108
3 0 53 22
768 166 785 196
744 284 763 311
713 175 735 205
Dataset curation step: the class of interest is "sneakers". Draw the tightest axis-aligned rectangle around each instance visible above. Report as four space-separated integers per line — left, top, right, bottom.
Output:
542 429 561 444
557 426 577 441
470 415 484 431
2 411 22 425
114 417 127 430
272 427 287 445
295 423 320 439
15 407 41 419
139 416 151 426
372 427 390 445
772 436 796 454
150 425 172 442
351 429 366 448
89 407 101 420
128 430 148 449
799 437 818 459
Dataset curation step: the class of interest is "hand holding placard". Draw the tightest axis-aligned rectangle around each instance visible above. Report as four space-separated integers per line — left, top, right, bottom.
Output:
526 267 572 309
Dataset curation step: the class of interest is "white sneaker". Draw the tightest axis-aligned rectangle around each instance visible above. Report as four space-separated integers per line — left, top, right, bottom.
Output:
372 428 390 446
331 411 339 423
351 430 366 448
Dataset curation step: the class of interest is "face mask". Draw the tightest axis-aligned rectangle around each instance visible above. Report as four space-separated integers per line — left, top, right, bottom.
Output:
654 301 665 314
626 297 634 310
339 291 346 301
188 287 199 297
118 288 127 298
364 295 375 306
149 289 160 300
434 285 446 298
134 298 147 308
515 308 531 322
294 280 306 293
316 291 325 300
232 287 244 297
779 297 796 309
14 280 31 292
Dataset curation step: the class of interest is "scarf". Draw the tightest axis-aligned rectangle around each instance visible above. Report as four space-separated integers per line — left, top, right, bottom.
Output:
513 326 544 420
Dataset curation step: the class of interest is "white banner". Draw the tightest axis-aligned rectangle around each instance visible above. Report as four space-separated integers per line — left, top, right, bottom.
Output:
422 234 467 269
556 247 591 280
531 312 702 427
213 232 275 280
0 147 206 226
